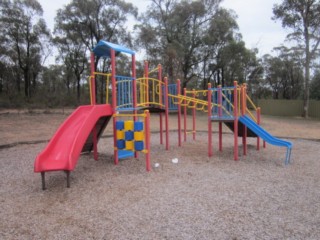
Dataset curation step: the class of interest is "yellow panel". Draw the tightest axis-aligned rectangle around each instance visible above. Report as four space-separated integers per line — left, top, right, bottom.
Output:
124 120 134 131
125 140 134 151
134 131 144 141
116 130 124 140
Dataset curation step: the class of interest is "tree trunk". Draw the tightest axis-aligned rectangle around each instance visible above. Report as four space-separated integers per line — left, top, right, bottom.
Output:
221 68 225 87
77 76 81 104
24 69 30 98
302 26 310 118
217 69 220 86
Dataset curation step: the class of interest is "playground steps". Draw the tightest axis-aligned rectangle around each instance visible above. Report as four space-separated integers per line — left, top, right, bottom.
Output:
81 116 111 152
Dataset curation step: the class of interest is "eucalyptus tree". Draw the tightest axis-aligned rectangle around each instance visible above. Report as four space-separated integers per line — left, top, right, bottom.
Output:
0 0 50 99
54 0 138 66
136 0 223 88
262 47 303 99
53 36 88 103
201 8 240 88
54 0 137 103
216 40 261 87
273 0 320 117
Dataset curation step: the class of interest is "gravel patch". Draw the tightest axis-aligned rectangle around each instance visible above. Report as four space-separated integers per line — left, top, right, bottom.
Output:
1 132 320 239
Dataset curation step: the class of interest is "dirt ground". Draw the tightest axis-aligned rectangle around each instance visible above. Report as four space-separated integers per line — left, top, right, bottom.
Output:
0 108 320 239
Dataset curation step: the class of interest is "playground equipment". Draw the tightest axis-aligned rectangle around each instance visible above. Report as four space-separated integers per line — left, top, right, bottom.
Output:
34 40 292 190
171 80 292 164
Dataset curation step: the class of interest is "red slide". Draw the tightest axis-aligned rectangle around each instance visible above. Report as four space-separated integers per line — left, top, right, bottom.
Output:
34 104 113 175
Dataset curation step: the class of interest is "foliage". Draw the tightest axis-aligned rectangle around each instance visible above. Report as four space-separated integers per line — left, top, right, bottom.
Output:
273 0 320 117
0 0 50 99
1 0 319 110
136 0 220 85
310 70 320 100
260 46 303 99
136 0 261 91
53 0 138 103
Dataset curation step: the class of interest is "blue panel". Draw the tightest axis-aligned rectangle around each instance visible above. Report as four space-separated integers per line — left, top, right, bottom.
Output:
117 140 125 149
125 131 134 141
134 141 144 151
134 122 143 131
118 150 134 159
116 121 124 130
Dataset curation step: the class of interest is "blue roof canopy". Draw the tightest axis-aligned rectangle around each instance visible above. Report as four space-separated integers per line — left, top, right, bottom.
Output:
92 40 135 58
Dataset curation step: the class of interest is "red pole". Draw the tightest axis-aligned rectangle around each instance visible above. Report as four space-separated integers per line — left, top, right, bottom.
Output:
164 77 169 150
133 54 137 113
158 64 162 106
90 52 98 160
144 61 148 106
208 83 213 157
177 79 181 147
192 89 196 140
233 81 238 161
243 124 247 155
218 85 222 117
241 84 247 116
132 54 138 158
160 113 163 144
145 110 151 171
257 107 261 150
111 49 118 165
158 64 163 145
218 85 222 151
183 88 187 142
90 52 96 105
243 84 247 155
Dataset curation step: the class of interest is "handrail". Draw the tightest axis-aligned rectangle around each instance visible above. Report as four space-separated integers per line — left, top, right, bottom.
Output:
93 72 111 77
245 93 258 122
148 66 159 75
89 73 111 104
136 77 165 108
246 94 257 111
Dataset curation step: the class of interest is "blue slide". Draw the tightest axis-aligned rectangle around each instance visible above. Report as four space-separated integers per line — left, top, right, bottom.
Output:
239 115 292 165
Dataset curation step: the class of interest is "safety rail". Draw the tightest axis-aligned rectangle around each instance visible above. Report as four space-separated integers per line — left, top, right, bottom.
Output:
245 93 258 122
116 76 134 110
89 72 112 105
167 84 178 111
136 77 165 109
209 86 237 118
168 93 213 113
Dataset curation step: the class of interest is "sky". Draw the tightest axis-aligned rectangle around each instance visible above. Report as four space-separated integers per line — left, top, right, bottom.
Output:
38 0 289 58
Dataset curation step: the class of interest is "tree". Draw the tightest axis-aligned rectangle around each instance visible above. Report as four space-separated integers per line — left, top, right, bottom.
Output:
261 47 303 99
201 8 240 88
273 0 320 117
0 0 50 99
214 40 260 87
136 0 223 88
310 70 320 99
54 0 138 65
54 36 88 103
54 0 137 104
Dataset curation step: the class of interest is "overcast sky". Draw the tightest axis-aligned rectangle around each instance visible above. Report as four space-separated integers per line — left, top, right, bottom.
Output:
38 0 289 58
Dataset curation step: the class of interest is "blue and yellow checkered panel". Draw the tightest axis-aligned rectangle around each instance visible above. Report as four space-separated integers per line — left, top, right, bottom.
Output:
116 120 145 152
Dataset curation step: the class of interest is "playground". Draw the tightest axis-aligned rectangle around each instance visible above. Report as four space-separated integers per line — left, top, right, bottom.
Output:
0 111 320 239
1 41 320 238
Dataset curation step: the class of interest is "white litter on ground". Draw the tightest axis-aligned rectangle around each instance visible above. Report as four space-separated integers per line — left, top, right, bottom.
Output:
171 158 179 164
